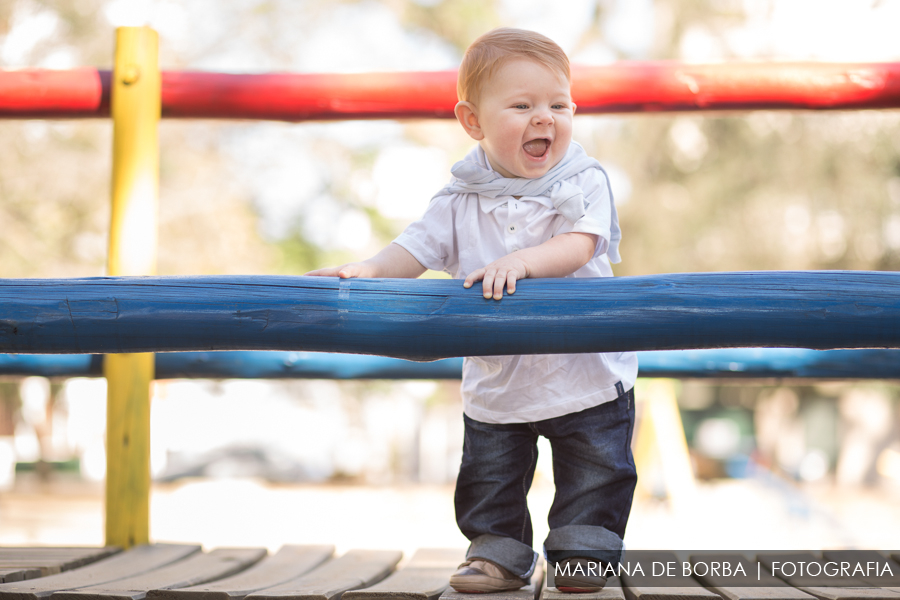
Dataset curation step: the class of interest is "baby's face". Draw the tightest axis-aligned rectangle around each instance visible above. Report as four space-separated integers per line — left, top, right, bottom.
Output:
471 58 574 179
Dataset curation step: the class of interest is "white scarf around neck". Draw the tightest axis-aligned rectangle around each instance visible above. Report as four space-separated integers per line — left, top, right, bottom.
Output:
434 141 622 263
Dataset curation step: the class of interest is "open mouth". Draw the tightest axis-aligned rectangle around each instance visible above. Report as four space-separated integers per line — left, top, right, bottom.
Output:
523 138 550 158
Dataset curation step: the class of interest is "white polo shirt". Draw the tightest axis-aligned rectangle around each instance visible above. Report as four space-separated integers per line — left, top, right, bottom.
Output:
393 146 638 424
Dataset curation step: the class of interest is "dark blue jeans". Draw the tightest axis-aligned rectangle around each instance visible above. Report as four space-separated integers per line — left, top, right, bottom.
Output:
454 388 636 580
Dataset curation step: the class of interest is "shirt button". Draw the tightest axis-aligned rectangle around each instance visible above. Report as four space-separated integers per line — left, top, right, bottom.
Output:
508 224 517 233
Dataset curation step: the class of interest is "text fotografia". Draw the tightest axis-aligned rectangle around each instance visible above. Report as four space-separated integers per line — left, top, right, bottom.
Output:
768 561 894 578
553 558 897 586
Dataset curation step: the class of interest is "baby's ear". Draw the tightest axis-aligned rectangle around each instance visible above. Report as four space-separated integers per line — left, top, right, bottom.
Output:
454 101 484 141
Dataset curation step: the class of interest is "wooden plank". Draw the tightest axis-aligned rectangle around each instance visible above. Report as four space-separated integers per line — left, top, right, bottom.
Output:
50 548 266 600
0 549 115 558
687 554 815 600
757 553 900 600
245 549 403 600
775 587 900 600
820 552 900 592
343 548 464 600
0 571 41 585
104 24 162 551
542 575 624 600
696 588 814 600
147 546 335 600
0 544 201 600
442 558 544 600
5 273 900 359
0 548 122 576
618 552 722 600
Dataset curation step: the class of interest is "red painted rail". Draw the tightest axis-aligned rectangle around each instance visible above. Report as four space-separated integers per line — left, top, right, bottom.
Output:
2 61 900 120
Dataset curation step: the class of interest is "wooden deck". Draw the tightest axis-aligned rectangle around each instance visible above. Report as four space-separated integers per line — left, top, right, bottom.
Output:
0 547 899 600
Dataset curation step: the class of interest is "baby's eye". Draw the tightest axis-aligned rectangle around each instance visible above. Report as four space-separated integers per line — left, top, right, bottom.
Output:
514 104 529 109
552 104 567 109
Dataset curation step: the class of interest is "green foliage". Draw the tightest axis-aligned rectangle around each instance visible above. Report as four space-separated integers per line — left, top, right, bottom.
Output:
272 233 323 275
401 0 500 52
3 0 900 282
612 112 900 275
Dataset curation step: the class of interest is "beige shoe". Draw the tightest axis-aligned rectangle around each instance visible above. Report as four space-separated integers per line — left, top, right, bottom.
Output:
449 559 527 593
553 557 608 593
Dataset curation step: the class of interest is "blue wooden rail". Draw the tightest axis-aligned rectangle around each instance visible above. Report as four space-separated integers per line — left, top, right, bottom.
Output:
2 272 900 359
1 349 900 379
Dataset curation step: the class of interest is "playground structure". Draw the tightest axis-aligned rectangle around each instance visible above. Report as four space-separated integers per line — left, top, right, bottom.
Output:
3 26 900 550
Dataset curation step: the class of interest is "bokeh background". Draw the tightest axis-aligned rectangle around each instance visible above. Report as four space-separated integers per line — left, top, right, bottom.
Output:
1 0 900 553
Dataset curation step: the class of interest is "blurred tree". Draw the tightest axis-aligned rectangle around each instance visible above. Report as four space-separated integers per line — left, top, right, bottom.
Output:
1 0 899 280
401 0 500 53
582 0 900 275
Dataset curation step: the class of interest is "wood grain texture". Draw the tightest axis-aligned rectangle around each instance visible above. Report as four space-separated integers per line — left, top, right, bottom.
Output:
697 588 816 600
342 548 464 600
0 547 121 577
623 587 721 600
620 552 722 600
787 589 900 600
819 552 900 589
50 548 266 600
687 554 814 600
103 352 153 550
0 572 41 585
757 553 900 600
103 24 160 550
147 546 334 600
0 545 201 600
541 573 623 600
3 273 900 359
245 549 402 600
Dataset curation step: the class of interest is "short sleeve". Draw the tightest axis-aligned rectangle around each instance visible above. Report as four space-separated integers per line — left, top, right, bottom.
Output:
392 193 460 274
561 167 616 260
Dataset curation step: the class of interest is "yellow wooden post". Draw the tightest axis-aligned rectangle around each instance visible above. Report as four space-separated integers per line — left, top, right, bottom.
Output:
632 379 696 509
105 26 160 548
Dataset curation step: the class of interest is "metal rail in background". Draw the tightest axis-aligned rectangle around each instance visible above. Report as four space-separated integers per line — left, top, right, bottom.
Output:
2 62 899 120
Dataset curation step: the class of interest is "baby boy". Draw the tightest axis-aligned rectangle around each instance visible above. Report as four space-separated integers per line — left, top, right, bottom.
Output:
307 27 638 594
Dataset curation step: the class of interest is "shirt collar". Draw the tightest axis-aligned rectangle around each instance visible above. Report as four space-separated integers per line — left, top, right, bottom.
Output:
476 148 554 213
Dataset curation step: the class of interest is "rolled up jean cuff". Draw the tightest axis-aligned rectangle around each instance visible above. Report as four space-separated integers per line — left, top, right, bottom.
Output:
544 525 624 566
466 533 538 580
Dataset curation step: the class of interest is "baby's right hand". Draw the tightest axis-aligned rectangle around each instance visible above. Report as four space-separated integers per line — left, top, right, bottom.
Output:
304 262 374 278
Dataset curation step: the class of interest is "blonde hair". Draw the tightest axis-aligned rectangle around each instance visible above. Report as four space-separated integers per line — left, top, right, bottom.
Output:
458 28 570 105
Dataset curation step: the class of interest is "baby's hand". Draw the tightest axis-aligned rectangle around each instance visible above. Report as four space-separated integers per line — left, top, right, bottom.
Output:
463 254 529 300
304 262 375 278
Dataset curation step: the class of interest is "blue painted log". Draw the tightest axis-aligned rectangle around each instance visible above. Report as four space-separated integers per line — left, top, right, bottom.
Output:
153 351 463 379
0 354 104 377
0 352 462 379
1 349 899 380
638 348 900 379
2 272 900 359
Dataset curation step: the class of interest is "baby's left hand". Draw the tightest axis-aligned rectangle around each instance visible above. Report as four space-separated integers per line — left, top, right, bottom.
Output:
464 254 530 300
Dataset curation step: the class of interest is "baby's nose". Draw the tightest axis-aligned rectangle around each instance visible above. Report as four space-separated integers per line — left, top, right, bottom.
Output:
532 108 554 125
